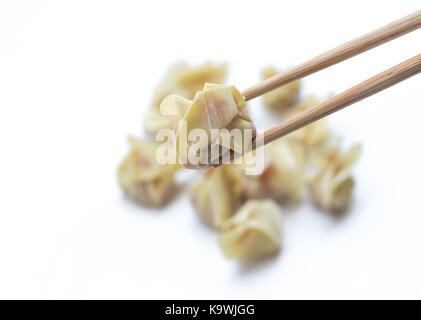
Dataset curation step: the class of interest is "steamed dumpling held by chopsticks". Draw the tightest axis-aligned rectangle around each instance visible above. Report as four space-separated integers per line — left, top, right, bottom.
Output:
159 83 255 168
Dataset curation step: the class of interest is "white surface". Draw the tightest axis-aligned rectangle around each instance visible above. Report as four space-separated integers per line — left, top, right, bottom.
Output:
0 0 420 299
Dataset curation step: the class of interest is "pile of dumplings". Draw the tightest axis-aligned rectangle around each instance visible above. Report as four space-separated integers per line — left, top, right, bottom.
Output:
118 62 361 260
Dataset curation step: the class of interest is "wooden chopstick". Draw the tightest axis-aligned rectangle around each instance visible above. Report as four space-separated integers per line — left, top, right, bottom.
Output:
242 10 421 101
251 54 421 151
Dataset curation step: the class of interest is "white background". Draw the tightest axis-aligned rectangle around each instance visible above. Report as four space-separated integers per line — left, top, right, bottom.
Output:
0 0 420 299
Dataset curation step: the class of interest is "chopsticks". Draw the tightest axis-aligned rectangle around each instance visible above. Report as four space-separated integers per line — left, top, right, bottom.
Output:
253 54 421 150
205 11 421 168
242 10 421 101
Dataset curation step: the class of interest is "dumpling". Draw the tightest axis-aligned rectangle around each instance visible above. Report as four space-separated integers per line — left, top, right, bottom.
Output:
145 62 228 136
160 83 255 168
118 137 180 206
243 139 306 205
309 138 361 213
219 199 283 260
286 97 330 148
261 66 301 111
190 165 245 229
